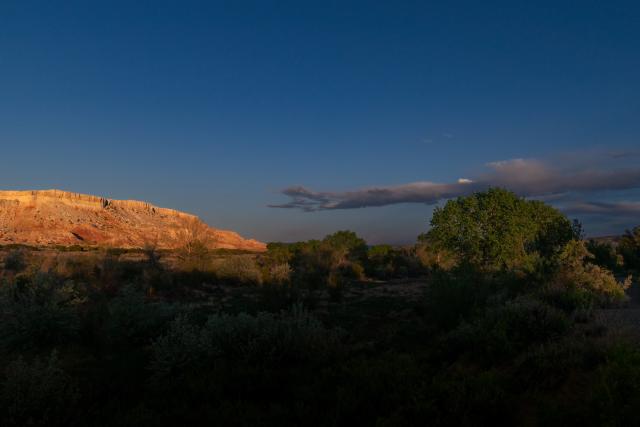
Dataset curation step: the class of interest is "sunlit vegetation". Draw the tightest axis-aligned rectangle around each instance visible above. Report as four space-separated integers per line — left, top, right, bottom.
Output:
0 188 638 426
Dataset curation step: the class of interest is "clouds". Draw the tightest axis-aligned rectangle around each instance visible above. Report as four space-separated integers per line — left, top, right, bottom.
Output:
269 181 475 211
565 201 640 216
269 157 640 212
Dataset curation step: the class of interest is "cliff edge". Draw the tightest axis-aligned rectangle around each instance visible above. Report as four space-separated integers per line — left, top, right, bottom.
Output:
0 190 266 251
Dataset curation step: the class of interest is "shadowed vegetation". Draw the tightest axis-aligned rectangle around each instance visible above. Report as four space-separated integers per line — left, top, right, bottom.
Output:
0 188 638 426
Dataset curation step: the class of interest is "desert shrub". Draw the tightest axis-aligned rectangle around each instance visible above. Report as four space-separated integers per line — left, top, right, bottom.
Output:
366 245 395 279
55 254 99 281
544 240 630 310
445 296 570 364
267 262 292 284
331 353 425 425
290 243 334 290
429 368 513 426
0 351 79 427
257 282 301 312
586 239 621 272
0 273 84 352
215 256 262 285
3 249 27 273
414 239 457 272
177 240 210 271
167 269 217 290
283 231 369 290
322 230 368 265
422 267 497 331
618 225 640 271
104 285 176 346
516 334 604 391
150 304 343 384
586 342 640 426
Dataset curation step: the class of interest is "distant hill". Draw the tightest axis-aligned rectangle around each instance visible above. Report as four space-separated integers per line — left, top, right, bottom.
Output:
0 190 265 251
589 235 623 246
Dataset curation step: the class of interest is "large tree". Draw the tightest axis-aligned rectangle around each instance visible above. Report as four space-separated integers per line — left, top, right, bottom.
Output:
426 188 575 271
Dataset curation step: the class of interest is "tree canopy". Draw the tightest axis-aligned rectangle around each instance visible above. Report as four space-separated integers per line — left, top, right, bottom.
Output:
425 188 575 271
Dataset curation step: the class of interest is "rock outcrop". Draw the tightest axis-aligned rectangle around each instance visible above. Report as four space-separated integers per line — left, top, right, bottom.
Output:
0 190 266 251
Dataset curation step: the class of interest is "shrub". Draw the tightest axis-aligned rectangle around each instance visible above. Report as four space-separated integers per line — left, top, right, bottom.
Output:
215 256 263 285
414 239 456 272
587 342 640 425
0 274 84 352
150 304 343 383
618 226 640 271
332 353 424 425
586 239 621 272
422 267 495 331
0 351 79 427
104 285 176 346
445 296 570 364
545 240 630 310
3 249 27 273
267 262 292 285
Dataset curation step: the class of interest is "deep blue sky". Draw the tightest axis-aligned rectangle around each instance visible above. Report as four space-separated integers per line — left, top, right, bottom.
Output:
1 1 639 243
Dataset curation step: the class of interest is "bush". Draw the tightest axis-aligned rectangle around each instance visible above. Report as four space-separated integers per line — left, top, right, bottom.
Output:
150 304 343 383
266 262 291 285
545 240 630 310
104 285 176 346
215 256 263 285
422 267 495 331
0 351 79 427
3 249 27 273
586 239 621 272
618 226 640 271
587 342 640 425
445 296 570 364
0 274 84 352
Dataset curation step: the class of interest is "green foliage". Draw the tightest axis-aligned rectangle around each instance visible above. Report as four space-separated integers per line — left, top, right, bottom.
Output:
588 342 640 425
214 256 263 285
422 267 496 330
150 304 343 384
1 222 639 426
619 225 640 271
177 239 211 271
0 274 84 352
267 262 292 285
104 285 176 346
545 240 630 310
446 297 570 364
426 188 575 271
322 230 368 263
3 249 27 273
366 245 427 279
0 351 79 427
586 239 621 272
331 353 425 425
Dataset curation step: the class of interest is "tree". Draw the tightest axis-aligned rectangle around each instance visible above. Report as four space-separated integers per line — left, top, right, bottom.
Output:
426 188 575 271
322 230 368 265
176 218 215 271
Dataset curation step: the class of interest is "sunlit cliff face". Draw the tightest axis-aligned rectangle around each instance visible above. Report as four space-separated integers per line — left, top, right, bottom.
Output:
0 190 265 251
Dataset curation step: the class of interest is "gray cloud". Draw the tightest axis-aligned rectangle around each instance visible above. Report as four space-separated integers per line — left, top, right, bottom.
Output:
269 157 640 211
565 201 640 216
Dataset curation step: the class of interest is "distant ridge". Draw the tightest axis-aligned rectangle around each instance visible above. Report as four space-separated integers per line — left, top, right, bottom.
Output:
0 189 265 251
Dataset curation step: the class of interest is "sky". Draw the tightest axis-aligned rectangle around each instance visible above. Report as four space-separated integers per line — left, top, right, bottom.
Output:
1 1 639 244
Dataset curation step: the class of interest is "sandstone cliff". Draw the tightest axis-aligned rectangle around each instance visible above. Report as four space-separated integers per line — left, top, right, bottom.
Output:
0 190 266 251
